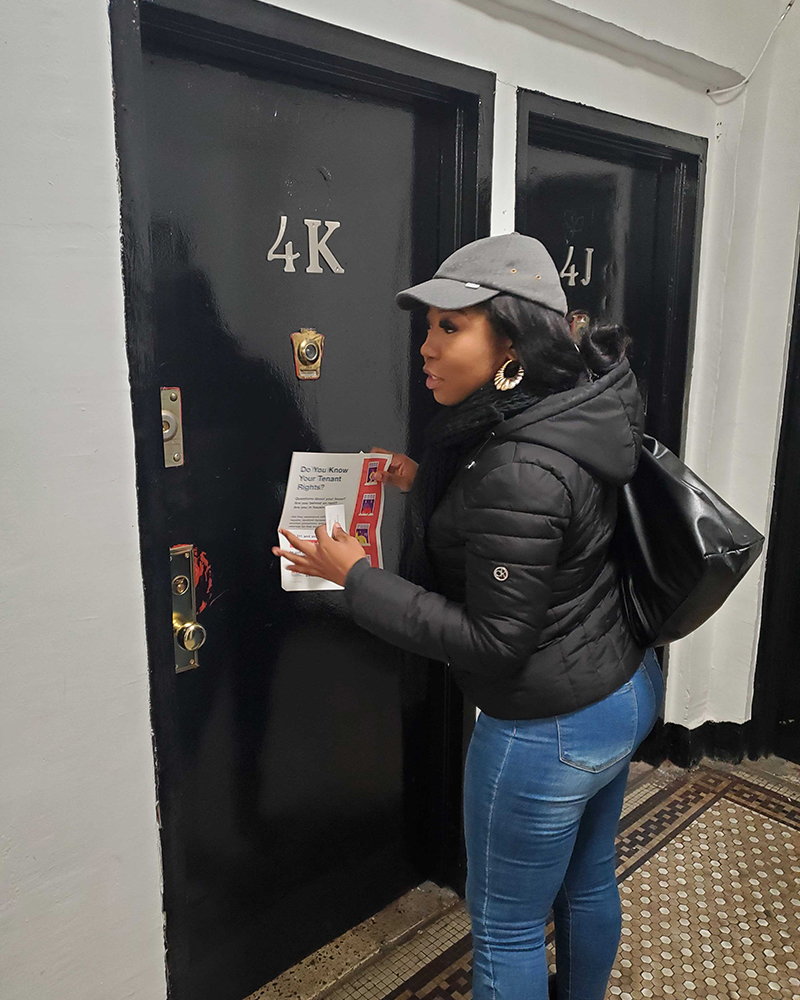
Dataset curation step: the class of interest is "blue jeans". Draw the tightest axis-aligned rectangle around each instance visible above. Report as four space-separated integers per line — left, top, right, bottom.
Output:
463 648 664 1000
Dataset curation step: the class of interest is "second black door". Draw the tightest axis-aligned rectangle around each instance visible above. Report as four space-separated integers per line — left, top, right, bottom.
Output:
516 90 705 453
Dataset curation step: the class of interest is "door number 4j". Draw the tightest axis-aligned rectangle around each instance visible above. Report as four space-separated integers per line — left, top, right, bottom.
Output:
267 214 344 274
560 246 594 287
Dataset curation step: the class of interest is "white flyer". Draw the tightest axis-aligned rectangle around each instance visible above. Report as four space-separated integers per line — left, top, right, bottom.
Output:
277 451 392 591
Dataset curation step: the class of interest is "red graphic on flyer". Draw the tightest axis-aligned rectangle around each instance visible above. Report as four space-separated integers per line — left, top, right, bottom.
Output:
349 458 387 568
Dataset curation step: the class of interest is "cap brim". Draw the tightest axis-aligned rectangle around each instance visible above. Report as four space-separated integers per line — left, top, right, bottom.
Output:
394 277 500 311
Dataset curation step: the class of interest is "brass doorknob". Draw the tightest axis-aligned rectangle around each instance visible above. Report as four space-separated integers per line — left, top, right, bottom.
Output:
173 613 207 651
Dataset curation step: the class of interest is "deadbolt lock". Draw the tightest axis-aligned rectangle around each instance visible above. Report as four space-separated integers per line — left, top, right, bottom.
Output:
169 544 205 672
291 328 324 379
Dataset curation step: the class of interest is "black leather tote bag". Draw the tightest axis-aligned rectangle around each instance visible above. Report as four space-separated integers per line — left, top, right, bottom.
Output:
613 435 765 648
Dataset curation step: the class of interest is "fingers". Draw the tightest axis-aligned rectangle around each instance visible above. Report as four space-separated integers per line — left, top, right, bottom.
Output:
369 447 393 480
271 545 318 576
271 545 306 562
374 465 398 483
279 527 314 555
287 564 318 576
274 528 316 567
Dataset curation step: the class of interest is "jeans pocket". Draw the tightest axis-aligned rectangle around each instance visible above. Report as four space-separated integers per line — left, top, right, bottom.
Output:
556 678 638 772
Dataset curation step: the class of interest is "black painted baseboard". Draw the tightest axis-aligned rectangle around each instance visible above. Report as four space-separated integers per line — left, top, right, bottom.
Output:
632 717 775 769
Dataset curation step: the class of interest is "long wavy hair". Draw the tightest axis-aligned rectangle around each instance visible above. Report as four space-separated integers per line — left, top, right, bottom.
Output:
477 294 631 394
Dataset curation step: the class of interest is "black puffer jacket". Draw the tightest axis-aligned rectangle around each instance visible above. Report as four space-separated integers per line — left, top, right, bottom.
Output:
344 359 647 718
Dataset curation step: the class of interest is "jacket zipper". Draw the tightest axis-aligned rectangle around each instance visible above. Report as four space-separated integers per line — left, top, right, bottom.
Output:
445 432 496 672
465 430 496 469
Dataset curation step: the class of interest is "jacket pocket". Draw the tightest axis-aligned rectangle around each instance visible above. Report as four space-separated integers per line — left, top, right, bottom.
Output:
556 679 638 772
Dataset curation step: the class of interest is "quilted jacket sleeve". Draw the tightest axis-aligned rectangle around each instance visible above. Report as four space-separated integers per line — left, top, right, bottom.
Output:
343 459 571 678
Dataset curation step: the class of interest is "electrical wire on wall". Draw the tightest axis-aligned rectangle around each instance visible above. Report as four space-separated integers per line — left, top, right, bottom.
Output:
707 0 795 98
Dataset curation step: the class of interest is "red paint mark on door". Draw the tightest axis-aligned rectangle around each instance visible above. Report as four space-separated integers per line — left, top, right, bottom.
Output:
193 548 213 613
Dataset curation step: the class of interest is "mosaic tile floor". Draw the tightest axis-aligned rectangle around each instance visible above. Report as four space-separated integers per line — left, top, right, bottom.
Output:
321 757 800 1000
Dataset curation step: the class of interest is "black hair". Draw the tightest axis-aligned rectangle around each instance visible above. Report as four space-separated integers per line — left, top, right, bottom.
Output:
475 294 631 393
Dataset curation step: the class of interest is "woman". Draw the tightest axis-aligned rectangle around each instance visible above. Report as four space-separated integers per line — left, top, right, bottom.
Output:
272 232 665 1000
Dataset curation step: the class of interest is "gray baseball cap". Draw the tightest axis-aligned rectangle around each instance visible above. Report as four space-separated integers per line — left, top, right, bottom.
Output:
395 232 568 315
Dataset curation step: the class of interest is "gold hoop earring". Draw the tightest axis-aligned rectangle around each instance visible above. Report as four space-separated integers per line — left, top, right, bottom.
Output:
494 358 524 391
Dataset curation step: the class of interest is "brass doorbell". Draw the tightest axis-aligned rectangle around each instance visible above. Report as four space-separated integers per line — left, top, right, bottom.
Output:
291 328 324 379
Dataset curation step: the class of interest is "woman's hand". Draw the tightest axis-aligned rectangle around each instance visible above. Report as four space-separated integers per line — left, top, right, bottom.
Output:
272 523 367 587
370 446 418 492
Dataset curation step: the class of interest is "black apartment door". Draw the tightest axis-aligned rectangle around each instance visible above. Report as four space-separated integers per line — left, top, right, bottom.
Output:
753 246 800 764
111 4 493 1000
516 92 706 453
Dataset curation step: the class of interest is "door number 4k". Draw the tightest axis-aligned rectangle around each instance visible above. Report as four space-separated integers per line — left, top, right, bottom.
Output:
267 214 345 274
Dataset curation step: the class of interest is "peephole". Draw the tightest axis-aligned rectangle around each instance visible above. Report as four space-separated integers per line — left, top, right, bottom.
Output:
290 328 325 380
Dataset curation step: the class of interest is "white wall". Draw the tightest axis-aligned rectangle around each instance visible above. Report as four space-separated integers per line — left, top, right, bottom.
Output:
506 0 790 78
2 0 798 995
0 2 166 998
665 8 800 725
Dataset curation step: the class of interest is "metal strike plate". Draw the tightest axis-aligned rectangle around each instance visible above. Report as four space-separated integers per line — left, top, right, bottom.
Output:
161 387 184 467
290 328 324 380
170 543 205 673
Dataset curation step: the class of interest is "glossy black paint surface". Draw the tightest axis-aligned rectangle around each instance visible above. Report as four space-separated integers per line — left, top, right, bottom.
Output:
753 243 800 765
109 2 493 998
522 146 658 405
516 92 705 455
145 48 440 1000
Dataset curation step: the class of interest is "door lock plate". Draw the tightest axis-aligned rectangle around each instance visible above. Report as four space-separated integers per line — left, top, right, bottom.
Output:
170 543 206 672
161 387 184 467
